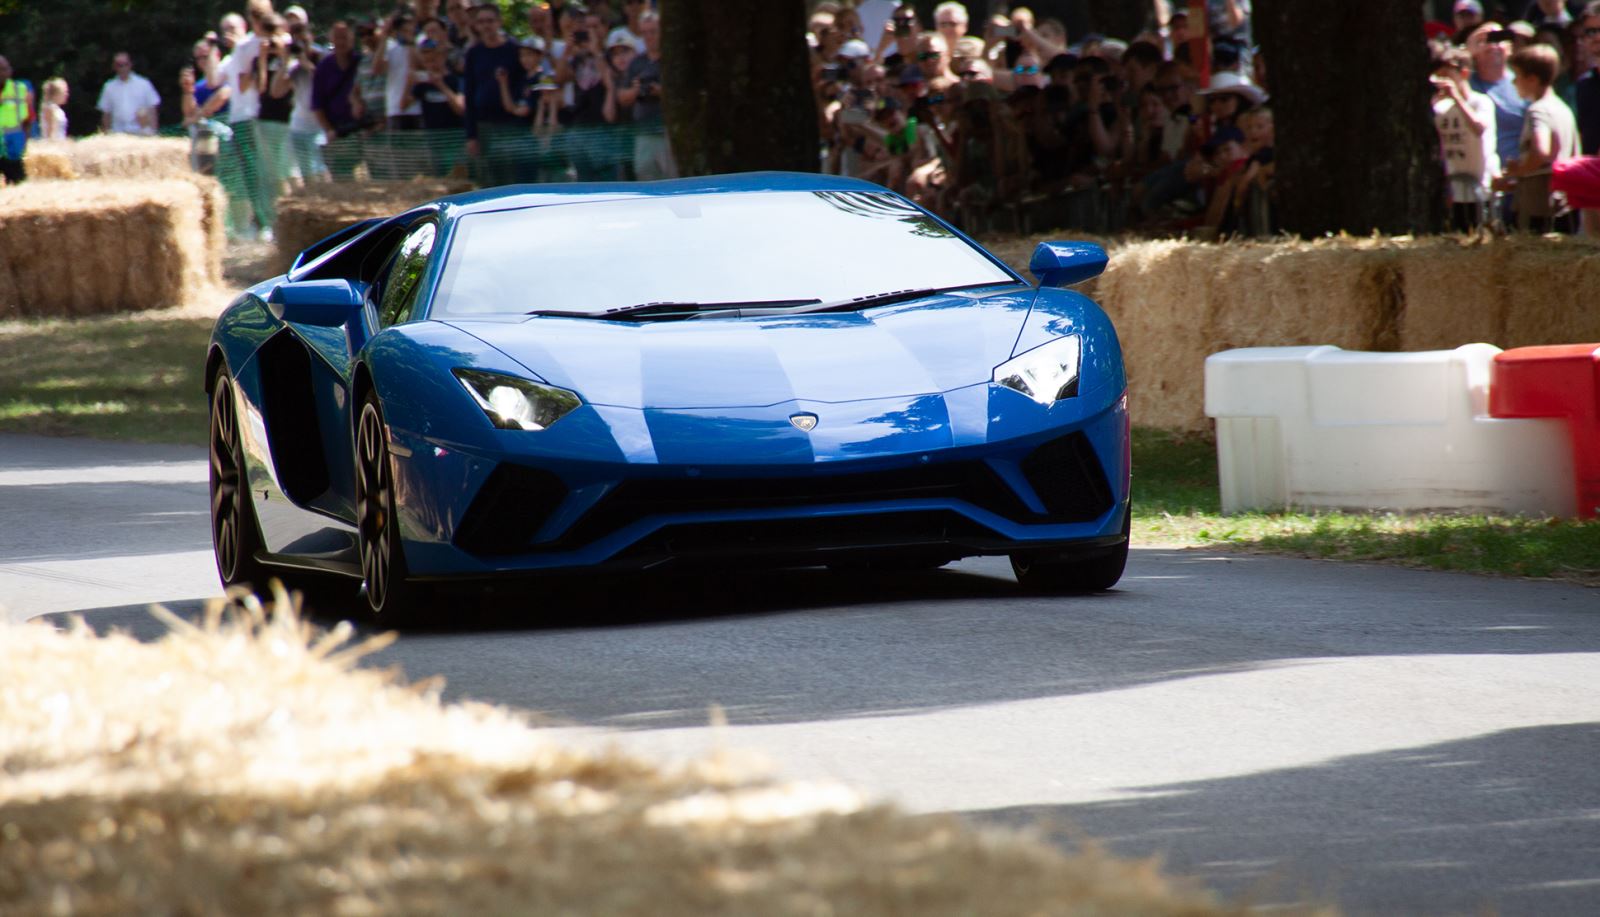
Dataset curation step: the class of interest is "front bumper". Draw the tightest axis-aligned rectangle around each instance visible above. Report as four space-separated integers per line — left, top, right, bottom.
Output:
391 384 1131 576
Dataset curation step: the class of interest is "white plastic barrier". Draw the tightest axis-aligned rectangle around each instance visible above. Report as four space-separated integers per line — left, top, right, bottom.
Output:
1203 344 1577 516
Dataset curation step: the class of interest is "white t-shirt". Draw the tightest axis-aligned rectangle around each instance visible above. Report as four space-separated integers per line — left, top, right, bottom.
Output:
221 34 262 123
854 0 898 48
96 74 160 134
1434 90 1500 188
288 57 321 134
385 40 421 117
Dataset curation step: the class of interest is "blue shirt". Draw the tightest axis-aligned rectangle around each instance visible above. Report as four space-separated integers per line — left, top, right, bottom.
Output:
1471 73 1528 167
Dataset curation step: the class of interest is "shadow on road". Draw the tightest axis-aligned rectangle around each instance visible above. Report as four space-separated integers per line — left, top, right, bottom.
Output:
966 722 1600 916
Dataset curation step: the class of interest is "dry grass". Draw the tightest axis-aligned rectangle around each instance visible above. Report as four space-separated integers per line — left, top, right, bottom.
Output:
0 179 222 319
988 232 1600 431
0 587 1259 917
274 178 471 273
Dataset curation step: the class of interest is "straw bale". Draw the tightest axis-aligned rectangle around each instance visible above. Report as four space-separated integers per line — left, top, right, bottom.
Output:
29 134 194 180
18 144 75 181
275 178 472 272
1396 236 1509 350
0 591 1248 916
1500 235 1600 346
0 179 213 318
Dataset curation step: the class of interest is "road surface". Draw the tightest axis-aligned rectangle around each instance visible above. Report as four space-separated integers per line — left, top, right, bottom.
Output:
5 433 1598 914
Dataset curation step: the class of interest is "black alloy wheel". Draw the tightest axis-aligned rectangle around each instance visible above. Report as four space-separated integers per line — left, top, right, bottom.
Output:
209 371 267 589
355 394 425 624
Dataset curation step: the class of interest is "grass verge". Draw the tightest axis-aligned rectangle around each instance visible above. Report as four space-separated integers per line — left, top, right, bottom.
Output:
0 314 213 445
1132 429 1600 585
0 588 1255 916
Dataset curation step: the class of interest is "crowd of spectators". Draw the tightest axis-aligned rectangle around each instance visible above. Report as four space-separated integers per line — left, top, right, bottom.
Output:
6 1 1600 240
811 1 1275 236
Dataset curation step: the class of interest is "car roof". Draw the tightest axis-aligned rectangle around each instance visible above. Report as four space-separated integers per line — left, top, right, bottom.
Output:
436 171 892 216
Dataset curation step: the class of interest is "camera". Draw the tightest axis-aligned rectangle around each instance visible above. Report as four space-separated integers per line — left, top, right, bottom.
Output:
575 29 590 43
894 18 913 36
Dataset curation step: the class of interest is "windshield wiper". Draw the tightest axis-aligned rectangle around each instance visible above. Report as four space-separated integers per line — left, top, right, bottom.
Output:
793 281 1024 315
527 299 822 322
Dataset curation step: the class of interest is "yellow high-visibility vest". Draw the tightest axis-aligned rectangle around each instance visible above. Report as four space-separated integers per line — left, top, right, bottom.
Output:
0 79 28 132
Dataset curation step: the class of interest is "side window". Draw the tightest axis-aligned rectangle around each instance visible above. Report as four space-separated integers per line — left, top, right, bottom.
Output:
377 222 438 328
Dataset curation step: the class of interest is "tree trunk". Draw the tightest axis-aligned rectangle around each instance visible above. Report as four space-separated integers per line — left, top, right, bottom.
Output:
1255 0 1444 236
660 0 819 175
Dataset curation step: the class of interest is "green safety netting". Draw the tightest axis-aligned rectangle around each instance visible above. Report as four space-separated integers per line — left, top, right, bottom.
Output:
163 120 663 237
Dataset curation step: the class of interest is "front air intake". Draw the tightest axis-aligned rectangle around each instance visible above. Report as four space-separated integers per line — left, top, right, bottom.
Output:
1020 432 1114 522
453 464 569 555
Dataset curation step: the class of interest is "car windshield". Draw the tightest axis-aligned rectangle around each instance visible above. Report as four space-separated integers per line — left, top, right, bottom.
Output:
429 190 1017 318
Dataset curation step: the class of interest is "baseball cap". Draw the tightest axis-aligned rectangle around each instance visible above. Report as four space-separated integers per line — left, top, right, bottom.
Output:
520 36 546 52
838 38 872 59
1454 0 1484 14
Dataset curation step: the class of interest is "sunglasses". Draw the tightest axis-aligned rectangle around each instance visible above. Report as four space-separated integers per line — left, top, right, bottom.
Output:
1585 27 1600 37
1013 64 1040 75
917 51 940 61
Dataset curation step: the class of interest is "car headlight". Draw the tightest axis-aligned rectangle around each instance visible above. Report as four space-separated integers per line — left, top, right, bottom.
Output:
992 335 1082 405
453 369 581 431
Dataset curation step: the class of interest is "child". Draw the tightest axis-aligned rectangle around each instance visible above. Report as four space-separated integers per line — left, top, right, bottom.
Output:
40 78 68 140
497 38 560 134
1430 48 1498 231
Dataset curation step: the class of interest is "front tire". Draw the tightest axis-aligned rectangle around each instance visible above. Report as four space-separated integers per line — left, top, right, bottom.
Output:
355 393 428 626
1010 507 1130 594
209 370 269 591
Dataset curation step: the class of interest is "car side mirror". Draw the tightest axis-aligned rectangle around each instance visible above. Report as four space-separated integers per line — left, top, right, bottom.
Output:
267 279 366 327
1029 241 1108 288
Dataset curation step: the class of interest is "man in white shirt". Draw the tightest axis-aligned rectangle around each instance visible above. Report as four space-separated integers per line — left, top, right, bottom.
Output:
97 53 160 135
382 11 423 128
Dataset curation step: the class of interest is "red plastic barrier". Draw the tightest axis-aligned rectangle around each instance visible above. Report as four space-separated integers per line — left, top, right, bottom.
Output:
1489 344 1600 519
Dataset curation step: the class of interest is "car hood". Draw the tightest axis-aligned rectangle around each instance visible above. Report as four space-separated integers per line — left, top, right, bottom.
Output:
444 288 1038 409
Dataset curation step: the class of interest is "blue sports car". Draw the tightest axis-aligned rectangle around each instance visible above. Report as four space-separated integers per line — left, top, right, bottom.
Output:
206 173 1129 622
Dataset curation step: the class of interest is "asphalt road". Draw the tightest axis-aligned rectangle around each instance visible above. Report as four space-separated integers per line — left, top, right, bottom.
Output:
6 432 1599 915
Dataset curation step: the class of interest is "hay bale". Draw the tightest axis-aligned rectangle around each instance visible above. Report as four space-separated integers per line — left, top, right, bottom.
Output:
0 592 1234 916
274 178 471 272
18 144 75 181
0 179 214 318
1501 235 1600 346
1396 236 1509 351
32 134 194 180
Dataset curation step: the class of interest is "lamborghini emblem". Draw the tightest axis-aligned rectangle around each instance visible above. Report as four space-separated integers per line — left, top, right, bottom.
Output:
789 413 819 432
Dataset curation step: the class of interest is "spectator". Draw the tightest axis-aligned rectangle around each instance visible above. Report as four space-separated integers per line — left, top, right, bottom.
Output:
610 0 649 53
0 56 32 184
380 11 423 131
1500 42 1580 230
620 12 674 180
934 2 969 48
350 21 387 132
1574 2 1600 229
1454 1 1486 43
560 15 616 180
878 4 922 65
1524 0 1577 28
40 78 68 140
282 13 327 183
463 3 526 182
257 13 296 192
410 38 464 176
446 0 476 50
312 20 363 178
215 0 274 239
917 33 957 94
98 52 160 135
1468 23 1529 174
603 33 637 126
421 17 462 76
186 37 231 174
854 0 900 49
1432 46 1500 230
